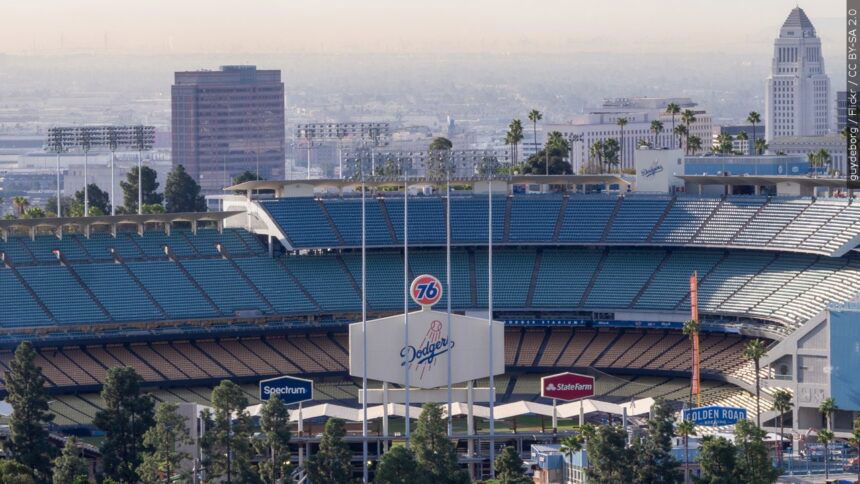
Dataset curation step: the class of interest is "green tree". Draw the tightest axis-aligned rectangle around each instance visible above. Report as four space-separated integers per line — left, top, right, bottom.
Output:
650 120 664 149
23 207 48 219
120 165 162 214
560 433 584 459
507 119 524 164
93 367 156 484
771 390 792 469
74 183 111 215
747 112 761 154
528 109 543 157
754 138 768 156
412 403 469 483
818 397 837 432
306 418 352 484
696 436 737 484
164 164 206 213
374 445 421 484
743 339 767 427
666 103 681 148
520 147 573 176
603 138 621 173
817 428 834 480
674 124 688 154
585 425 633 483
0 460 36 484
735 131 749 155
52 437 88 484
681 109 697 155
233 170 263 185
688 136 703 155
200 380 256 484
255 395 292 484
42 196 73 218
138 402 192 484
427 136 453 180
633 398 682 483
12 196 29 217
492 446 531 484
848 417 860 484
734 419 778 484
4 342 56 483
676 419 696 484
714 134 734 155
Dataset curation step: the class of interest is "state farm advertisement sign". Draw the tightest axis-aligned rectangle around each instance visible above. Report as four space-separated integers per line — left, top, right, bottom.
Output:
541 372 595 401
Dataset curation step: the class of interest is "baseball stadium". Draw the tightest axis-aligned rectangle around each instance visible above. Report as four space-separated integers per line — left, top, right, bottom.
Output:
2 174 859 477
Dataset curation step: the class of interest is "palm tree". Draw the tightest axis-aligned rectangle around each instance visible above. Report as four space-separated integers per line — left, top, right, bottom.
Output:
676 419 696 484
849 417 860 484
666 103 681 148
428 137 453 180
560 433 584 459
819 397 837 432
816 149 831 176
772 389 793 469
12 196 29 217
743 339 768 428
528 109 543 163
650 120 664 148
616 117 628 168
681 109 697 154
747 111 761 154
687 136 703 155
507 119 524 164
715 134 734 155
754 138 768 156
674 125 688 154
818 428 834 480
807 152 819 176
736 131 749 155
589 140 605 174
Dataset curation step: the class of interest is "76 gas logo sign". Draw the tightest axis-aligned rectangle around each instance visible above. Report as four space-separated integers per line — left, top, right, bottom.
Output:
410 274 443 307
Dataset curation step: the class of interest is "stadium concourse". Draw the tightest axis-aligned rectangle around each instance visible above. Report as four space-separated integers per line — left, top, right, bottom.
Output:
1 184 859 433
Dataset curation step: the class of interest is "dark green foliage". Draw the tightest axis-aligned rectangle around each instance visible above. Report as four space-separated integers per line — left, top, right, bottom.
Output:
374 445 420 484
632 399 682 483
695 436 737 484
585 425 634 483
4 342 56 483
0 460 36 484
306 418 353 484
164 164 206 213
734 419 778 484
412 404 469 484
492 446 531 484
93 367 156 484
138 402 192 483
52 438 88 484
520 147 573 175
200 380 258 483
255 396 292 484
73 183 111 215
120 165 163 213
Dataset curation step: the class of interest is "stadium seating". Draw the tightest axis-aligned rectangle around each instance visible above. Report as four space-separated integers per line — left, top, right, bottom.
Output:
253 194 860 256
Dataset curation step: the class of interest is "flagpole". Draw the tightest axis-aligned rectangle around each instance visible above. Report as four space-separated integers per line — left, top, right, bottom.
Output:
404 165 411 444
488 173 496 478
361 163 368 483
446 152 453 436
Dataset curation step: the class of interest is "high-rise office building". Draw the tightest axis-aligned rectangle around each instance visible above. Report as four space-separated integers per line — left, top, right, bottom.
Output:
765 7 831 141
836 91 848 131
172 65 285 193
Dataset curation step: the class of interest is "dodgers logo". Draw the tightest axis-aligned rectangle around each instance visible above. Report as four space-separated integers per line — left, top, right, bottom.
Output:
401 319 455 380
410 274 443 307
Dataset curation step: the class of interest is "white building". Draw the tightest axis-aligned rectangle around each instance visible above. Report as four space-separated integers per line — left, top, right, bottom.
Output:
767 134 846 175
765 7 832 141
547 98 712 173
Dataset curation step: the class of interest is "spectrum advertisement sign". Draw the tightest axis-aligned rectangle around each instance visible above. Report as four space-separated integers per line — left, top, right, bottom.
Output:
259 375 314 404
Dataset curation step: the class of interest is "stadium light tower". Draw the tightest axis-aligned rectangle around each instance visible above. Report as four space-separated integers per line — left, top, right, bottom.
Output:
46 130 67 217
81 130 92 216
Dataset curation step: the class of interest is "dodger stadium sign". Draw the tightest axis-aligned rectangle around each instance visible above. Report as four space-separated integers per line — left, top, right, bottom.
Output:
349 308 505 389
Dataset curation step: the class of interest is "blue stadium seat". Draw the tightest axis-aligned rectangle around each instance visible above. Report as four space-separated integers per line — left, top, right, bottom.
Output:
508 197 562 242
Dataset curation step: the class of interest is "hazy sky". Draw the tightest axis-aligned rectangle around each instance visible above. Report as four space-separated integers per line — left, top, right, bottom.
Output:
0 0 847 54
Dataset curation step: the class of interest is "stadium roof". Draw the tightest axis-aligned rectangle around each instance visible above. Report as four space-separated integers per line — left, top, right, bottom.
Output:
0 211 242 240
225 174 631 195
679 175 847 189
